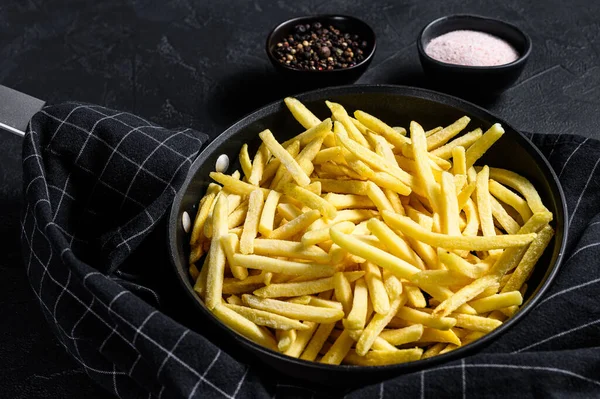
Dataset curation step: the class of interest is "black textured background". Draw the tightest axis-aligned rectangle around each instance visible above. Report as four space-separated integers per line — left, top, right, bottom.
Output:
1 0 599 397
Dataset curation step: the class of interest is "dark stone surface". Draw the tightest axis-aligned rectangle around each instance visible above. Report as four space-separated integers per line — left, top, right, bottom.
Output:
0 0 598 397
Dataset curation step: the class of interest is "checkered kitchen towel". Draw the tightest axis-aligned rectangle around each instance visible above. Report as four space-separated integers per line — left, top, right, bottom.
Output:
22 103 600 398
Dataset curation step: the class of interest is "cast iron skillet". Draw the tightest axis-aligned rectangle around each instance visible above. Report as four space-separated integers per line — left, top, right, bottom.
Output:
168 85 567 386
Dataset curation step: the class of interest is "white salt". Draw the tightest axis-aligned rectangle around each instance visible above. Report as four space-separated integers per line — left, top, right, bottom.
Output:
425 30 519 67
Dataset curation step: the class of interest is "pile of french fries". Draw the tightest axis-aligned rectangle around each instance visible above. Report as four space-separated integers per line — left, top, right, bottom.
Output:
187 97 554 366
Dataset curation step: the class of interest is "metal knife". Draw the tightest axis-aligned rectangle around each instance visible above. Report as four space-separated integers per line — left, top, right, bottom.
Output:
0 84 45 137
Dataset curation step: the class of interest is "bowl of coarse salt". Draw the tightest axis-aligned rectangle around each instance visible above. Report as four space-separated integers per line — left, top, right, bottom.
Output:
417 15 532 95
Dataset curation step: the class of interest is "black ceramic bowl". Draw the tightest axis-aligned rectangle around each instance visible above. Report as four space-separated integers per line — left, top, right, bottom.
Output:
266 15 376 87
168 85 566 387
417 15 532 95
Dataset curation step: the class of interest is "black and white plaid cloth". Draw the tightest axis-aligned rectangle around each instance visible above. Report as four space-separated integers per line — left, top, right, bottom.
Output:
21 103 600 398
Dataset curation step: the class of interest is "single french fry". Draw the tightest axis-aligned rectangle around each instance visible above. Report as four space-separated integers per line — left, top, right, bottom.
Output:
490 195 520 234
222 274 264 294
300 220 354 247
313 147 344 164
344 348 423 366
432 275 499 317
457 182 476 211
205 195 229 309
487 168 548 214
221 234 247 280
343 277 369 330
248 143 269 186
253 271 364 298
489 179 533 222
418 327 462 346
239 144 253 180
210 172 270 196
327 101 371 148
366 181 395 213
240 189 265 254
232 253 335 278
356 293 407 355
379 324 424 346
228 202 248 229
426 116 471 151
323 193 375 209
242 295 344 323
268 209 321 240
396 306 456 330
333 272 354 315
212 304 277 350
252 239 330 263
476 166 495 239
503 224 554 293
452 146 467 175
225 304 309 330
277 202 302 220
258 190 282 236
382 211 536 251
330 226 421 280
411 121 441 212
404 284 427 308
411 270 473 287
469 291 523 313
440 171 461 236
465 123 505 169
277 329 297 352
362 262 391 315
260 129 311 187
450 313 502 333
282 183 337 219
284 97 321 129
439 344 459 354
226 294 243 306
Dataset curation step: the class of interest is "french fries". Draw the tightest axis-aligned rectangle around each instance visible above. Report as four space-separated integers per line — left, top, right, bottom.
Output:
186 97 554 367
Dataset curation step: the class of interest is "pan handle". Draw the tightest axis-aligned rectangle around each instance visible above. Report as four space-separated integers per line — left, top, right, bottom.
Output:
0 84 45 137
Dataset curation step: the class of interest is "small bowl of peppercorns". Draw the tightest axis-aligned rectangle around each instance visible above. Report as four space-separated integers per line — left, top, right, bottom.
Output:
266 15 376 86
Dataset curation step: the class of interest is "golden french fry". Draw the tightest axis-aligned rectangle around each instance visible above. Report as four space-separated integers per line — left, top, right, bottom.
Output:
205 194 229 309
243 294 344 323
450 313 502 333
239 144 253 180
221 233 247 280
190 183 221 245
362 262 391 315
411 121 441 212
268 209 321 240
419 327 461 346
503 224 554 293
440 171 461 236
277 329 297 352
327 101 371 148
366 181 394 213
404 284 427 308
411 270 473 287
452 146 467 175
476 166 495 238
210 172 270 196
379 324 424 346
240 189 265 254
333 272 354 315
284 97 321 129
252 238 330 263
343 277 369 330
225 304 309 330
284 321 318 357
465 123 505 169
212 304 278 350
317 178 369 195
426 116 471 151
489 179 533 222
258 190 282 236
260 129 311 187
226 294 243 305
382 211 536 251
270 140 301 189
437 248 487 279
253 271 364 298
249 143 269 186
469 291 523 313
490 195 520 234
367 218 426 270
421 342 446 359
487 168 548 214
323 193 375 210
344 348 423 366
433 275 499 317
233 253 335 278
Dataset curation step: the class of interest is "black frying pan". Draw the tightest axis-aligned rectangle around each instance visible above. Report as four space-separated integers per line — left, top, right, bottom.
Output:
168 84 567 386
